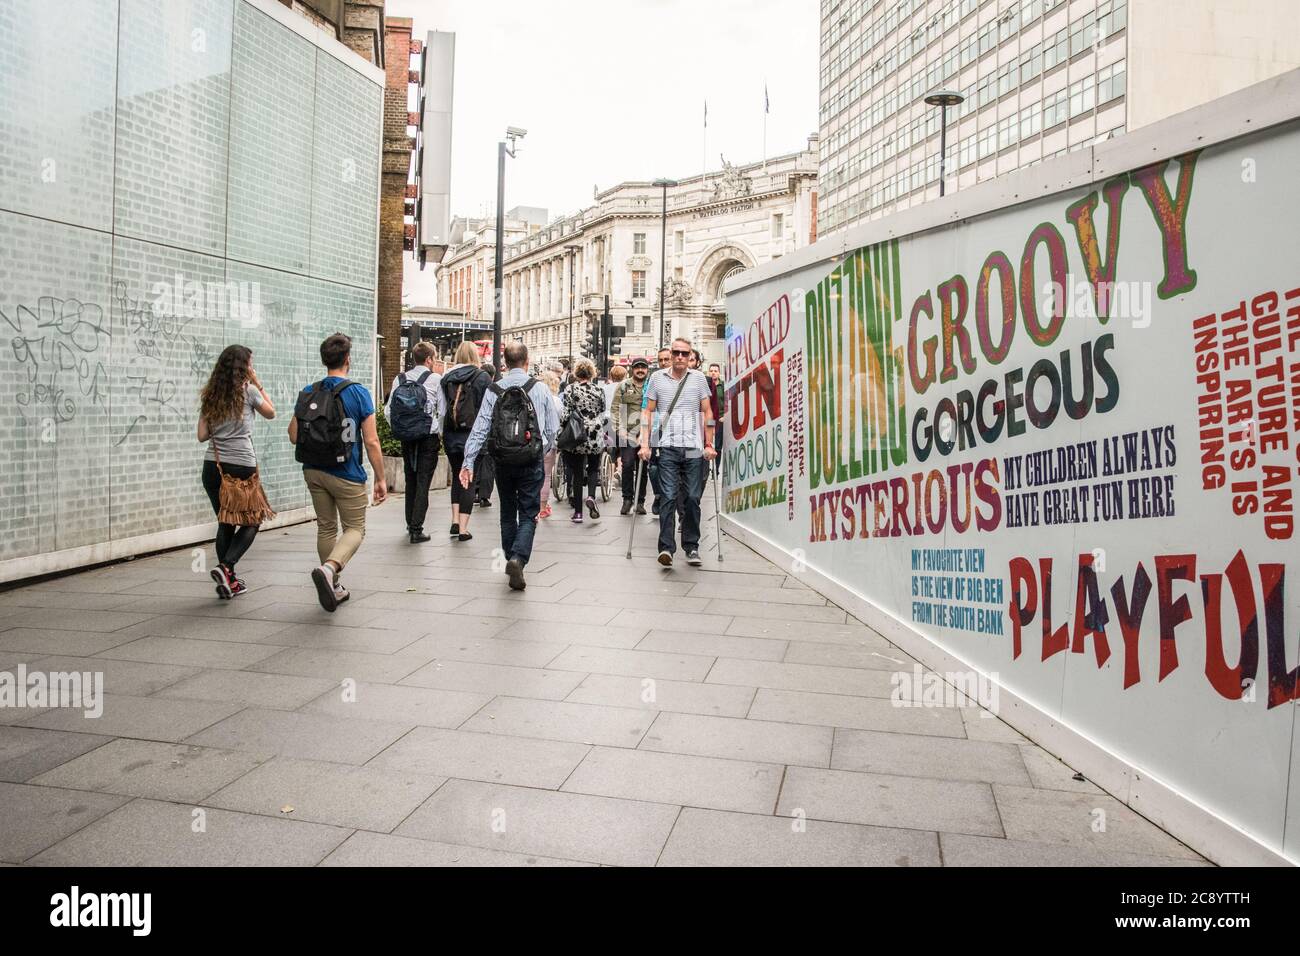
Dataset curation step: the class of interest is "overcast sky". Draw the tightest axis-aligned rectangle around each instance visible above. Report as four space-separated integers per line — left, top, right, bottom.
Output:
387 0 820 302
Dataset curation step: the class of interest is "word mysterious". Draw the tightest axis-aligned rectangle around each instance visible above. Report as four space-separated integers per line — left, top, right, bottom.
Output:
809 459 1001 541
1008 549 1297 708
50 886 151 936
0 665 102 718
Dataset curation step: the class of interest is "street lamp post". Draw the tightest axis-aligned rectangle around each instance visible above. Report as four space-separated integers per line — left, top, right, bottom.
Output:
565 243 580 366
652 178 677 349
493 127 527 371
923 91 964 197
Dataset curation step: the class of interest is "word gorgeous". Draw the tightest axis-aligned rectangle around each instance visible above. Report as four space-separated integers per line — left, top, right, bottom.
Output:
802 152 1200 493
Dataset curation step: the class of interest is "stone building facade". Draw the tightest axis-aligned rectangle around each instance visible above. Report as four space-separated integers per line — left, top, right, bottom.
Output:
437 139 819 368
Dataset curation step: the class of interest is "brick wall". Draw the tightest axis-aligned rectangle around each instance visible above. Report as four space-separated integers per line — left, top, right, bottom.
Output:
377 16 413 390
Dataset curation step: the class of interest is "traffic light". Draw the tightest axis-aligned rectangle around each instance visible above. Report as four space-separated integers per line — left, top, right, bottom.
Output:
582 318 599 359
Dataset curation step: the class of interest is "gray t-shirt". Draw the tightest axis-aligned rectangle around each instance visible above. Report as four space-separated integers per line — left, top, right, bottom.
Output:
645 368 711 449
205 383 263 467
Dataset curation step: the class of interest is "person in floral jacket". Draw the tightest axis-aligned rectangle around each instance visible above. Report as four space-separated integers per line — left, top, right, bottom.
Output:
561 359 607 522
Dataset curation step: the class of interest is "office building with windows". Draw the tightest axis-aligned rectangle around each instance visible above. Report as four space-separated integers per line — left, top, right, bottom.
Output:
817 0 1300 235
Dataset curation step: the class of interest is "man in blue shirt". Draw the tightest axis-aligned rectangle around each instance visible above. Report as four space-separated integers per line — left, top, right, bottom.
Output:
459 341 559 590
289 332 387 612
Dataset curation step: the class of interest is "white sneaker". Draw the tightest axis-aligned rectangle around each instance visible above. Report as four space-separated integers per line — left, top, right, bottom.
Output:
333 582 350 604
657 550 673 569
311 564 339 612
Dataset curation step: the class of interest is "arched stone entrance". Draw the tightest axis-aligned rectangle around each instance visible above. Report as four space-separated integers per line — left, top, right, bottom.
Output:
694 242 756 340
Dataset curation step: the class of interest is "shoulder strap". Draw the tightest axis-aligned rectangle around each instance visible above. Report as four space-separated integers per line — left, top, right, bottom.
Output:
657 373 691 441
415 369 432 385
521 378 537 394
489 382 505 397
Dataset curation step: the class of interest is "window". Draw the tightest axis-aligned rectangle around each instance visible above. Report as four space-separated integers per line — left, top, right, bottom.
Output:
1069 12 1098 57
1019 104 1041 140
1043 88 1068 128
772 213 785 240
1043 27 1069 71
997 114 1017 151
1069 77 1095 117
633 233 646 254
1097 59 1126 104
674 229 684 254
1098 0 1127 37
642 315 651 334
1019 44 1042 84
632 270 646 299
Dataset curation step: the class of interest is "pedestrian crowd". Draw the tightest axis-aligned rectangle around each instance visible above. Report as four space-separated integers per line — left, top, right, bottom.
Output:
195 331 724 607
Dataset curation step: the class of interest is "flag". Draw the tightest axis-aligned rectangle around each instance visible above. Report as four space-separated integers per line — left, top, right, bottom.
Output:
765 84 770 114
704 99 708 128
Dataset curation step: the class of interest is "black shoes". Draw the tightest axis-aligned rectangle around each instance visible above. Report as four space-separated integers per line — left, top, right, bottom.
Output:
478 497 492 508
636 504 647 515
505 558 526 590
620 500 632 516
458 532 473 541
686 550 703 566
586 495 599 519
410 531 431 543
450 523 460 538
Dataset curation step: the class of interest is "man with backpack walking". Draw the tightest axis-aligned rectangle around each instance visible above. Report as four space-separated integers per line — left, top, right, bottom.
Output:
290 333 387 612
385 341 444 544
459 341 559 590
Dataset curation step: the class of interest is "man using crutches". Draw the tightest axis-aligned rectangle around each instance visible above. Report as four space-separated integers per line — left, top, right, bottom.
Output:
637 337 716 569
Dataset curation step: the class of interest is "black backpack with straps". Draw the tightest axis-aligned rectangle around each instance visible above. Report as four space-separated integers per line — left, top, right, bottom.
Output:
294 379 359 469
485 378 543 466
390 369 433 440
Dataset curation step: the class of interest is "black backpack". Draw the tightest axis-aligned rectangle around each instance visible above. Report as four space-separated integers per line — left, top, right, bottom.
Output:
485 379 542 466
294 379 359 469
390 369 433 440
446 375 482 432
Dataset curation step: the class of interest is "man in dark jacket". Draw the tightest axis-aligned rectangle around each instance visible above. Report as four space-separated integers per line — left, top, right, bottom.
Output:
613 358 651 514
707 362 725 479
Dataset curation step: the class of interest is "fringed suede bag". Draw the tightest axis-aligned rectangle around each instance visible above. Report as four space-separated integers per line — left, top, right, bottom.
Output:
211 445 275 527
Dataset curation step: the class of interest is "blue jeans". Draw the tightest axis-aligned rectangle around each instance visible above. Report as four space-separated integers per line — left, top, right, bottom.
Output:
494 457 544 565
655 446 704 555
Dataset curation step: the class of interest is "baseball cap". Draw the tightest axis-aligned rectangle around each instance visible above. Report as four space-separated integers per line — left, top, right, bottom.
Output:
630 357 649 368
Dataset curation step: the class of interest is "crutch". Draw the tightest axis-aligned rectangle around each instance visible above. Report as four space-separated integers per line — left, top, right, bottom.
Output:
712 455 725 563
625 453 648 559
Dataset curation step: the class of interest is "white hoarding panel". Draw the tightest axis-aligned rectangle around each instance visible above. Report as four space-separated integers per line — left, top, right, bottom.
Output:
721 119 1300 862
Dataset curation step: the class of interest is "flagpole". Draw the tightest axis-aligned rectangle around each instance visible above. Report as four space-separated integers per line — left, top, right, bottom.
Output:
702 98 708 190
763 82 769 172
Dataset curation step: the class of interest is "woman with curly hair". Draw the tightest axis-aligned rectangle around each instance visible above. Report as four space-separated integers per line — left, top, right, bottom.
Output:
197 344 276 598
561 358 607 523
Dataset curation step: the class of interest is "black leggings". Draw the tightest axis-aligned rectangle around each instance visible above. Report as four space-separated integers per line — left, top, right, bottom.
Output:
445 447 476 516
563 451 600 508
201 460 260 573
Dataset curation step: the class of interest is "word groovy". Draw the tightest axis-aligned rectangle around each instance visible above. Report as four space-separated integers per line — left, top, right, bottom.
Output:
802 152 1200 513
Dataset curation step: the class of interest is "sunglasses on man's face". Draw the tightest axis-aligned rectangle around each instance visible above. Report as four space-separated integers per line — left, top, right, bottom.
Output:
671 349 692 357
